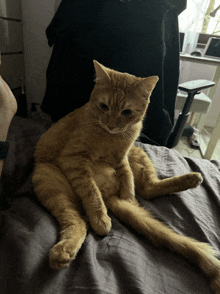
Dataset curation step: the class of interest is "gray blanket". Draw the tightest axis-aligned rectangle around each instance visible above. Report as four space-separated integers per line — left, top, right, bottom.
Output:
1 116 220 294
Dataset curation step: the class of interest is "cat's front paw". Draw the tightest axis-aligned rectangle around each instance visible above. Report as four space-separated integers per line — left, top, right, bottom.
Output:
185 172 203 189
49 240 79 269
90 213 112 236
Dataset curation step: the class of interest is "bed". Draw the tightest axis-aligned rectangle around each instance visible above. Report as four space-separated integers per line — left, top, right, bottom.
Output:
1 114 220 294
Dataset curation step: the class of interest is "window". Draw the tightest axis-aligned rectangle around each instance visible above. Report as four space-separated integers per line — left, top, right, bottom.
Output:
179 0 220 35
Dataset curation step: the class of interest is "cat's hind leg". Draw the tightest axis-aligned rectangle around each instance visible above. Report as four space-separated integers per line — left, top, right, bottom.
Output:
33 163 88 269
129 145 202 199
106 196 220 294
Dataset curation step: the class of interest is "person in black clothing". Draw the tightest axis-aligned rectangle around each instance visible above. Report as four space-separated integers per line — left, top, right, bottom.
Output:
41 0 186 146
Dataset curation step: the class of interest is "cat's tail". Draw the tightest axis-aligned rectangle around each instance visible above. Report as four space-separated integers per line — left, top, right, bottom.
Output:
106 196 220 294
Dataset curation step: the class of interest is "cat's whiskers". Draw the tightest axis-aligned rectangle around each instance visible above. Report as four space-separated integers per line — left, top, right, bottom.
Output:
122 130 131 143
122 131 128 142
125 131 134 141
122 127 136 143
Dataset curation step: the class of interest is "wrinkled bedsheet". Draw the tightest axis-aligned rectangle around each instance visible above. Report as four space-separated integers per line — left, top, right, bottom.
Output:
1 116 220 294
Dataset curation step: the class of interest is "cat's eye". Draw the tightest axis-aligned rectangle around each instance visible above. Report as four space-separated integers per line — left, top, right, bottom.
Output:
100 103 109 111
121 109 132 117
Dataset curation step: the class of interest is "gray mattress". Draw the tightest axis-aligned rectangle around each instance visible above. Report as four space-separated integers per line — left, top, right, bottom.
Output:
1 116 220 294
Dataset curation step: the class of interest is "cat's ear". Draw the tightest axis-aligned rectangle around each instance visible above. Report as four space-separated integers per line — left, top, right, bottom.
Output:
138 76 159 95
93 60 111 82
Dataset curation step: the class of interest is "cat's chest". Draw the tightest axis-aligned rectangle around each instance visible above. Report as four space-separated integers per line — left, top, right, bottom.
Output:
70 129 131 168
98 150 124 168
91 138 128 168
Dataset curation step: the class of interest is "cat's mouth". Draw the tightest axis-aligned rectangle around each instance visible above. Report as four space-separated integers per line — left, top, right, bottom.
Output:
99 121 123 134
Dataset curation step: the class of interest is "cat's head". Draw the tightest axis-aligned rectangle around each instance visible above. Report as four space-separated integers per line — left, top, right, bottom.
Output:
89 60 158 134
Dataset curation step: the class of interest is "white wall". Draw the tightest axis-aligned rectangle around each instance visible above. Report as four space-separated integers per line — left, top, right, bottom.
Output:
0 0 25 89
21 0 57 108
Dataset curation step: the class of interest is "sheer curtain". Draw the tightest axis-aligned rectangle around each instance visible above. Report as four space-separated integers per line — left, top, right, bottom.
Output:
178 0 213 85
178 0 210 53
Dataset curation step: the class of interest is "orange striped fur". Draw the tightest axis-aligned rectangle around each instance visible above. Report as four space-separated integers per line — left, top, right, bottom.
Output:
33 61 220 293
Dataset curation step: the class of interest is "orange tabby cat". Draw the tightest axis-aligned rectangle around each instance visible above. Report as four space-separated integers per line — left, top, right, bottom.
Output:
33 61 220 293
